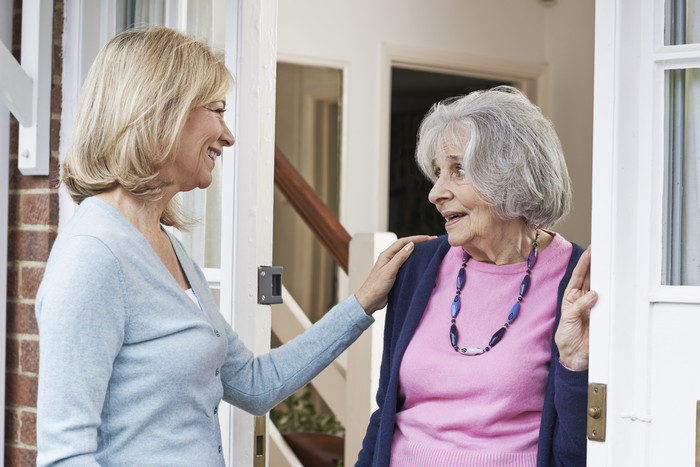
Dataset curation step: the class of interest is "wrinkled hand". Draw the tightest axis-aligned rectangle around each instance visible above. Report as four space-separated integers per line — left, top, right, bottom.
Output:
555 246 598 371
355 235 433 314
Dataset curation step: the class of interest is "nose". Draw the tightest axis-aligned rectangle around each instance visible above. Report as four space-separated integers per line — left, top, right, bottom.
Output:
220 121 235 147
428 174 452 206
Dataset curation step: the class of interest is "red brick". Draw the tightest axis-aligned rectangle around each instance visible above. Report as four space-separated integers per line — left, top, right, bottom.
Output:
51 75 62 116
4 446 37 467
50 116 61 153
6 338 19 372
21 193 57 225
7 265 19 300
20 340 39 374
8 120 18 155
5 409 19 443
9 164 51 190
8 230 56 262
7 302 39 335
19 411 37 446
9 156 60 191
8 193 20 226
20 266 45 300
5 372 38 407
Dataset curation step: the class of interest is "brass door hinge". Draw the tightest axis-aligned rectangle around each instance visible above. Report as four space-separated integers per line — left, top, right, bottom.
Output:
587 383 606 441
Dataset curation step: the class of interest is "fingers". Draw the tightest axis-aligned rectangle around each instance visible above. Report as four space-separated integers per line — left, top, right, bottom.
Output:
382 235 434 270
566 246 592 294
355 235 434 314
381 235 433 259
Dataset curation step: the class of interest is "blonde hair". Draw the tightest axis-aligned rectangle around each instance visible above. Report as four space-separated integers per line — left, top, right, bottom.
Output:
415 86 572 228
62 27 233 228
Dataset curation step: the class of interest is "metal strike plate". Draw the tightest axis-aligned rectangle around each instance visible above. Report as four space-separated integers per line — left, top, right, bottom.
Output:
254 415 266 467
587 383 607 441
257 266 283 304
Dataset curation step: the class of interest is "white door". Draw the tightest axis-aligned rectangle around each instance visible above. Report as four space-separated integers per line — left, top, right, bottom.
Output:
589 0 700 464
61 1 278 466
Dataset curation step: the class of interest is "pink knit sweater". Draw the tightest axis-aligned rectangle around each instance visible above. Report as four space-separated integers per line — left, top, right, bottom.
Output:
390 233 572 466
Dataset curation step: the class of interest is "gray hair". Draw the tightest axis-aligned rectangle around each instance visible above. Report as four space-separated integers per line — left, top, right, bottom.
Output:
415 86 572 228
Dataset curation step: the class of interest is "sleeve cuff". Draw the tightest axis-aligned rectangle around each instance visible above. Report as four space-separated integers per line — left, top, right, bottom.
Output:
340 295 375 330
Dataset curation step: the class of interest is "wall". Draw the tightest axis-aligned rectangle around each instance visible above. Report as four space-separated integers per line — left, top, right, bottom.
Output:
277 0 595 247
4 0 63 464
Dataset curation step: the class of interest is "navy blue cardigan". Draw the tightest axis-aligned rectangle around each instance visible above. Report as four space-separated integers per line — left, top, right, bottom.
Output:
356 236 588 466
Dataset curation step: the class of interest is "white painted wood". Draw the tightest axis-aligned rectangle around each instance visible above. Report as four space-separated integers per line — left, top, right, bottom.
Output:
220 0 278 465
16 0 53 175
590 0 700 465
271 286 347 425
0 0 12 459
345 232 395 465
0 44 33 127
268 422 303 467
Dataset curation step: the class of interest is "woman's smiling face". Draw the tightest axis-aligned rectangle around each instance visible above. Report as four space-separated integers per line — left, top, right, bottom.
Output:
164 100 235 192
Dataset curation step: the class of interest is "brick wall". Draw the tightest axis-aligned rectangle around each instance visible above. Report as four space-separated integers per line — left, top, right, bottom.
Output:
5 1 63 465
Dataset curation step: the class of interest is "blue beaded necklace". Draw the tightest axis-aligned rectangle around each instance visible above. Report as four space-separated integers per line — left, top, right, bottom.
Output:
449 230 539 355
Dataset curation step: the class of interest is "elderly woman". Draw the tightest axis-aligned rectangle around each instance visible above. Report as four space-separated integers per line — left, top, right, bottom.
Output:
35 27 426 466
357 86 597 466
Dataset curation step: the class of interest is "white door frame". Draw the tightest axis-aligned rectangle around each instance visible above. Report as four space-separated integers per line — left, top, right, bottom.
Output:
0 0 12 459
221 1 277 465
590 0 700 464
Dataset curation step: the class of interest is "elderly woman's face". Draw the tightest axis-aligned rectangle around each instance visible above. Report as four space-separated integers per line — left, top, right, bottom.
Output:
165 99 235 192
428 139 499 253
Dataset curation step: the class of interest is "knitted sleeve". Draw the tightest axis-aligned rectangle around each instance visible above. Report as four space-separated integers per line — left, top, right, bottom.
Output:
36 235 128 466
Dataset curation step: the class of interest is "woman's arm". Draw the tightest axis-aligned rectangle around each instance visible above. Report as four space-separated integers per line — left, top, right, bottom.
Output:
219 236 429 415
36 236 126 466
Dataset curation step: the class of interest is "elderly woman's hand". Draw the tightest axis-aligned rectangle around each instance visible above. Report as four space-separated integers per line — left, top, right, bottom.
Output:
355 235 433 315
555 246 598 371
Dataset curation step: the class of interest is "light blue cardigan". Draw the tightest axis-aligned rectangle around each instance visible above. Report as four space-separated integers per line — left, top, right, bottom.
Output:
36 197 374 466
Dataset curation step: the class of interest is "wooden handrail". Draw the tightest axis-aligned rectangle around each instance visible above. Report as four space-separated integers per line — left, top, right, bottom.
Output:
274 145 351 273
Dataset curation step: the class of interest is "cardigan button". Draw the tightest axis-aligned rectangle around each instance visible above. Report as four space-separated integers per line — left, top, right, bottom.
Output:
215 368 220 376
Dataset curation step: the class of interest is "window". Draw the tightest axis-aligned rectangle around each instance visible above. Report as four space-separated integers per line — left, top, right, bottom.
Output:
663 0 700 285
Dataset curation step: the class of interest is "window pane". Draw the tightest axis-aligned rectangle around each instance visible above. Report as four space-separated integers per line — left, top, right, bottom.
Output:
666 0 700 45
664 68 700 285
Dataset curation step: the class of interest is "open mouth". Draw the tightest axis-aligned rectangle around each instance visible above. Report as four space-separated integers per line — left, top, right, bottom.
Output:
443 212 466 226
207 148 219 162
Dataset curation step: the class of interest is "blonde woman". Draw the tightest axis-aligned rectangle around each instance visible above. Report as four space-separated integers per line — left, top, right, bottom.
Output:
36 27 425 466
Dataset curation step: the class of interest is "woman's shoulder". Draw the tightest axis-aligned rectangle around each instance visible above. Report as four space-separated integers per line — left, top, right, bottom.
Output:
55 197 150 257
411 234 450 257
398 235 451 277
